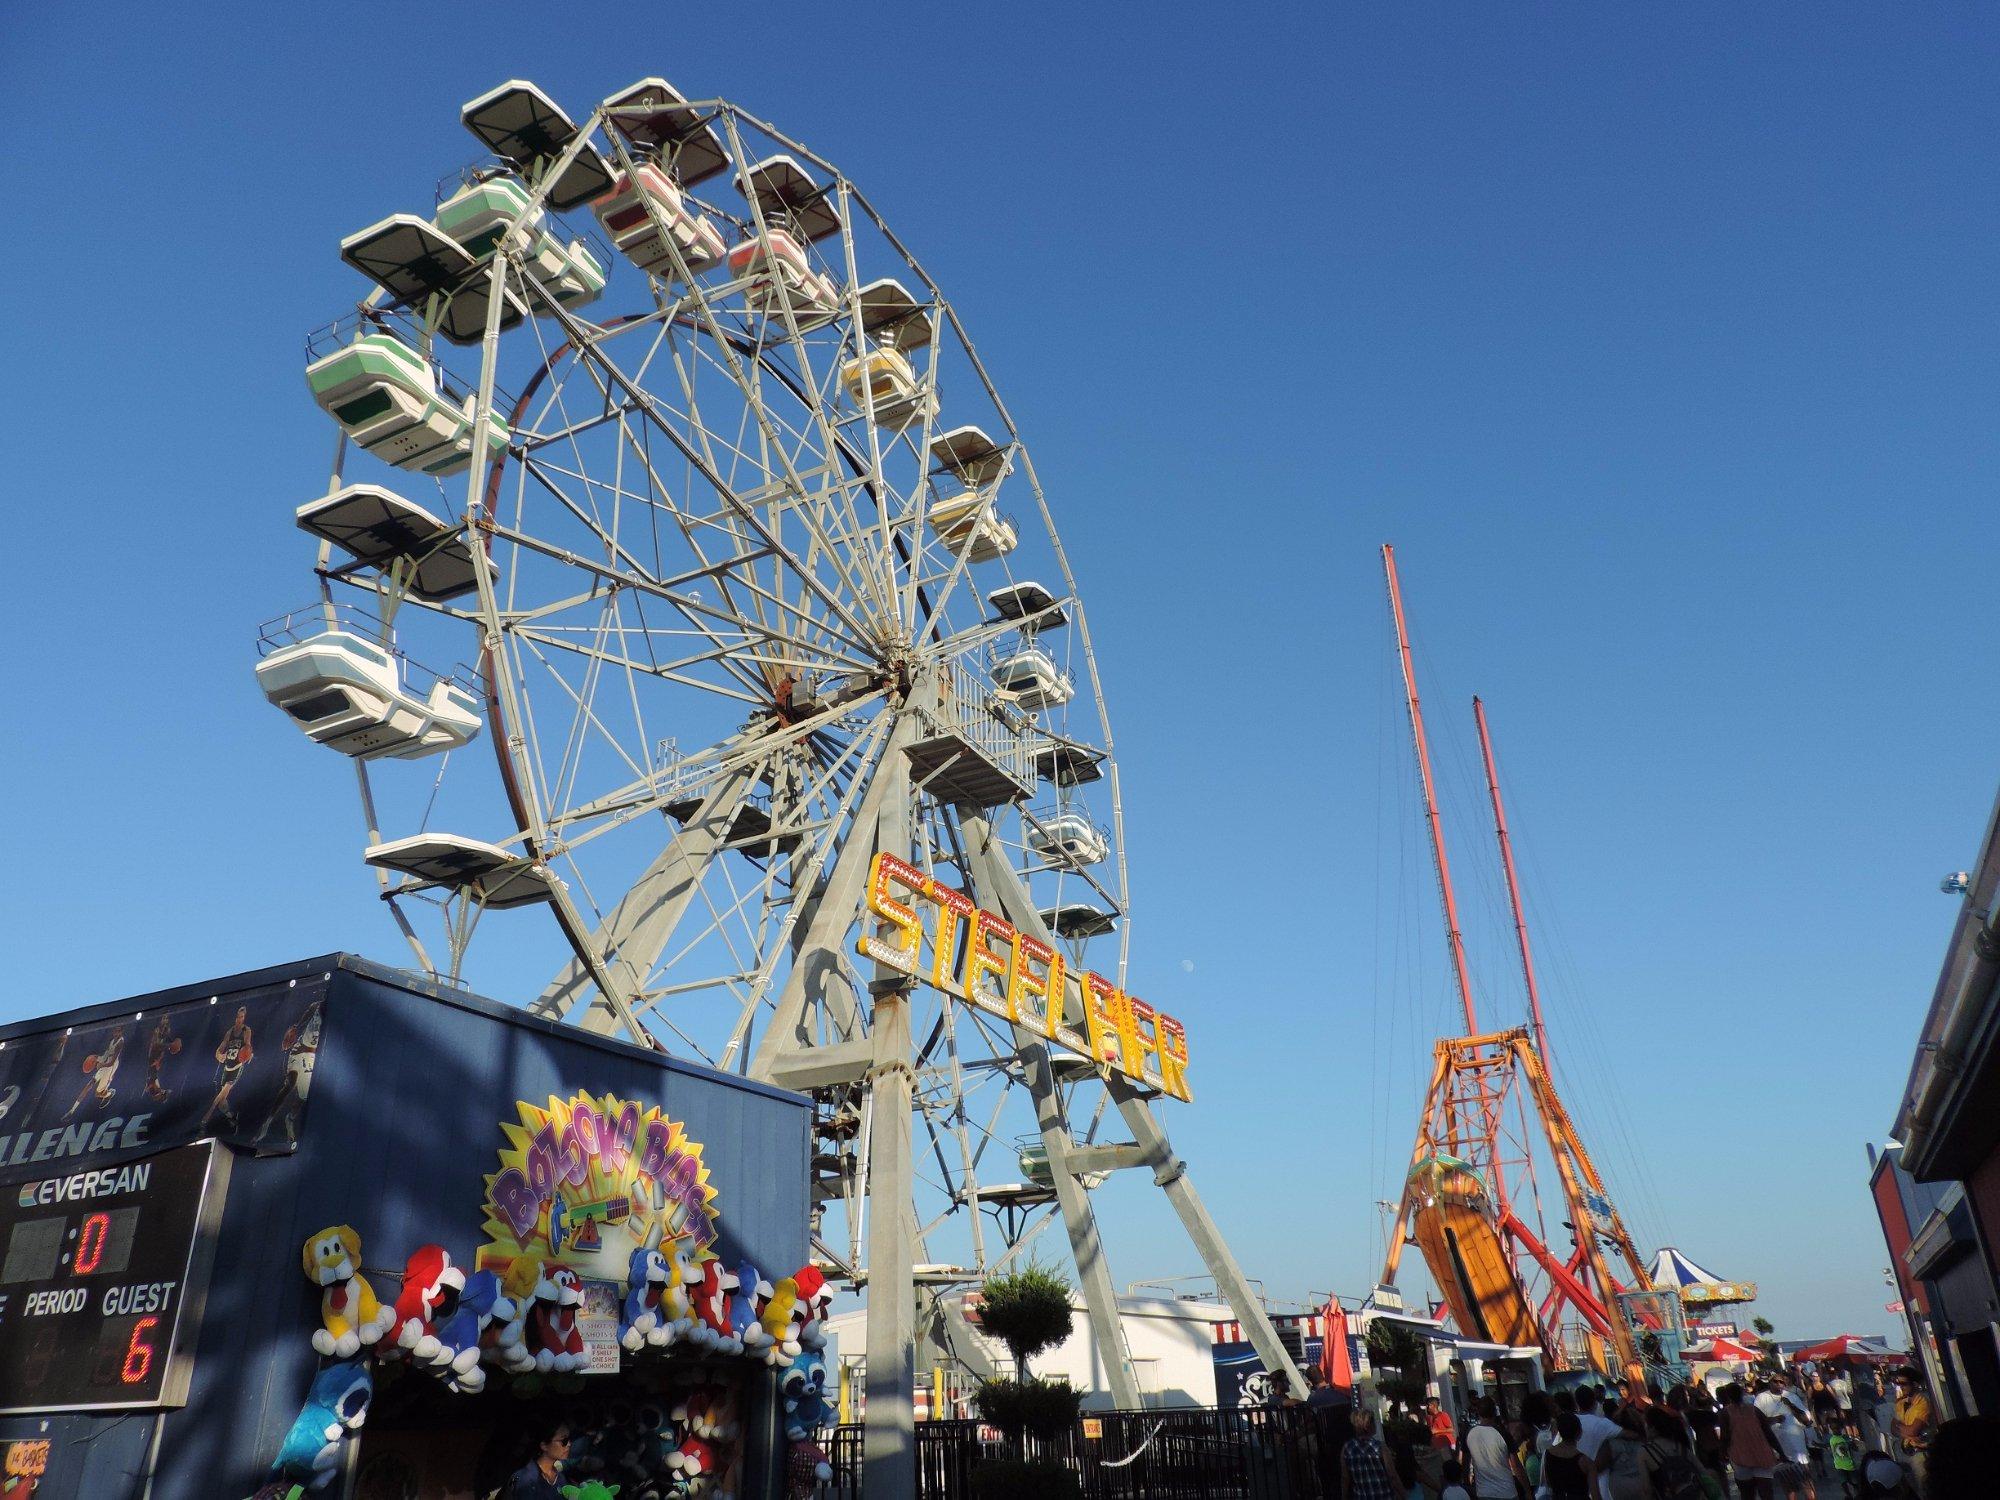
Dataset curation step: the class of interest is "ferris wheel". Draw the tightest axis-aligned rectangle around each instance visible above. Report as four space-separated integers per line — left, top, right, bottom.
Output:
258 75 1293 1431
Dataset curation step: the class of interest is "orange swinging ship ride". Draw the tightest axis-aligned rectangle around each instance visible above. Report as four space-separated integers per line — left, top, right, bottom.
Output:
1375 545 1673 1382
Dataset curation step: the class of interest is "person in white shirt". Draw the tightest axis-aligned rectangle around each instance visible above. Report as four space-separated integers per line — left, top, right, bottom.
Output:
1572 1386 1621 1500
1752 1376 1814 1498
1461 1398 1526 1500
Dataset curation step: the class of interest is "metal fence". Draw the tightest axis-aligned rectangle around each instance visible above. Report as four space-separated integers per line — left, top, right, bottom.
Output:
822 1406 1339 1500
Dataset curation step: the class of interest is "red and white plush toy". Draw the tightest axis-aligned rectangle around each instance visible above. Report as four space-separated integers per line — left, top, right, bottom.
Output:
790 1265 831 1351
527 1262 587 1372
693 1258 740 1353
673 1383 739 1443
665 1433 721 1495
388 1245 465 1367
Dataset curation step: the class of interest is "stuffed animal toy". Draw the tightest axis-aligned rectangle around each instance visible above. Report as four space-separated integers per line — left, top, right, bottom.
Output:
270 1358 372 1491
674 1384 738 1443
757 1276 801 1365
435 1267 511 1392
780 1349 831 1440
692 1259 739 1353
529 1262 588 1371
733 1262 775 1358
789 1265 831 1351
663 1433 719 1496
785 1439 833 1500
633 1399 676 1475
302 1226 394 1358
485 1256 542 1373
621 1246 672 1352
388 1245 464 1366
559 1484 621 1500
662 1238 700 1342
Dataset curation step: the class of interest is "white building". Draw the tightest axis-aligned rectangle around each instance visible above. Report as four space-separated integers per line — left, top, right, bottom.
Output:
821 1292 1237 1415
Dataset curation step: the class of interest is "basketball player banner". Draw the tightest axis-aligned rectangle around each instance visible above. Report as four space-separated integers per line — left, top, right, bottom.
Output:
0 977 329 1172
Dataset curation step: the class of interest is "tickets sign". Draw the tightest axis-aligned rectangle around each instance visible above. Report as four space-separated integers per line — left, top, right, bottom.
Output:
856 854 1191 1101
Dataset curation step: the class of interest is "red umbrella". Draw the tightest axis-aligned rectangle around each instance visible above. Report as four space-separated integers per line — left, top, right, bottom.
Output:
1321 1298 1354 1390
1791 1334 1899 1364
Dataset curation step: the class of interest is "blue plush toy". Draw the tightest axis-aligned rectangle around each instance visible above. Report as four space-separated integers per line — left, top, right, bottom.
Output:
621 1246 671 1351
436 1267 512 1392
780 1348 831 1440
271 1358 373 1490
730 1259 769 1356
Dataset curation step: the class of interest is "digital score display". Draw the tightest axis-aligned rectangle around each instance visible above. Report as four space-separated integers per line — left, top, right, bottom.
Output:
0 1140 230 1413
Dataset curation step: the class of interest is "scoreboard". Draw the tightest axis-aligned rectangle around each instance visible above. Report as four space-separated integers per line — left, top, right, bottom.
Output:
0 1140 230 1413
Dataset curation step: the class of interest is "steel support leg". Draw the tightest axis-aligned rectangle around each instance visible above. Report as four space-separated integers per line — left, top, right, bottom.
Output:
748 717 916 1082
956 809 1140 1410
1108 1076 1307 1397
863 762 917 1500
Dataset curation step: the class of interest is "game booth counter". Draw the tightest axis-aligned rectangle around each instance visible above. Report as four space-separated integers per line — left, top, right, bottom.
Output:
0 953 825 1500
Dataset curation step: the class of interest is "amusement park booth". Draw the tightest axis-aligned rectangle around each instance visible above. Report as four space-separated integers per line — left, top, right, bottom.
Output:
0 954 814 1500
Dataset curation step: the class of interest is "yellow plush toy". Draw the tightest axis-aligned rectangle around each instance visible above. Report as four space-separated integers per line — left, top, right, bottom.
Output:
759 1276 801 1365
303 1226 394 1358
489 1255 543 1373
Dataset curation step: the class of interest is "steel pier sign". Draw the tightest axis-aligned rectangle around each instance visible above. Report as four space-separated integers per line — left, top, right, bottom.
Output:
857 854 1191 1101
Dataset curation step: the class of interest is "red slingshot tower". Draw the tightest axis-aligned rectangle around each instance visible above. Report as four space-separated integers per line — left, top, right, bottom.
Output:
1375 545 1658 1379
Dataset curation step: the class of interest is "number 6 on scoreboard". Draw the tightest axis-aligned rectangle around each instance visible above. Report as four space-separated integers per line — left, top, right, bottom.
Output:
122 1317 158 1385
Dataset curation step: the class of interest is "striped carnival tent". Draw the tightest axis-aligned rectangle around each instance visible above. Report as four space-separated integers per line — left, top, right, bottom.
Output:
1650 1246 1759 1308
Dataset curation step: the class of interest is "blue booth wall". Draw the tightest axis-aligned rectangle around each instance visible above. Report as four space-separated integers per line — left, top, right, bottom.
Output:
0 954 812 1500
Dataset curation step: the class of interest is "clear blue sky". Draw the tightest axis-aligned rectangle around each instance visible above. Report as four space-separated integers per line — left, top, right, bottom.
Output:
4 3 1995 1342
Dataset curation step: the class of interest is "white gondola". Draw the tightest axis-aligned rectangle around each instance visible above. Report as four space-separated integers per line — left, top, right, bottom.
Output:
305 333 511 478
990 647 1073 711
364 833 557 909
339 215 476 303
256 627 482 761
930 425 1012 488
1039 903 1118 940
1032 738 1106 788
338 213 530 345
928 491 1016 563
738 154 842 244
434 176 605 313
840 348 931 430
725 228 841 328
592 162 726 281
987 582 1067 629
295 485 477 601
459 80 614 211
1027 811 1108 869
840 279 935 430
601 78 731 186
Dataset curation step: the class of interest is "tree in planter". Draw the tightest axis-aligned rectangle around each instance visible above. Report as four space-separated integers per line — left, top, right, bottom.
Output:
978 1265 1074 1379
1365 1319 1429 1421
972 1266 1084 1452
1751 1316 1781 1372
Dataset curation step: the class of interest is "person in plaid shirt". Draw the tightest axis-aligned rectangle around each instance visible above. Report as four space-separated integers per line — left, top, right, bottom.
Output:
1342 1406 1399 1500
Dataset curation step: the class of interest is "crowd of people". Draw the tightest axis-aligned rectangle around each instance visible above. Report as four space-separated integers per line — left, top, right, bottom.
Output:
1306 1361 1984 1500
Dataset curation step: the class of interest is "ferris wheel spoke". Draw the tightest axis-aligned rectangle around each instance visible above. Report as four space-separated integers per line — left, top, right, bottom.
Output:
534 289 891 650
536 755 768 1026
486 516 851 688
582 421 874 675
